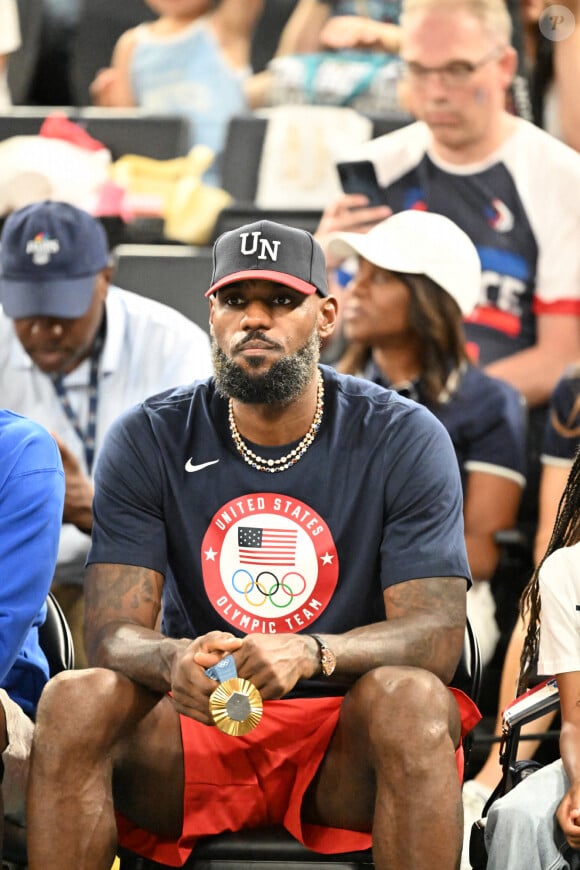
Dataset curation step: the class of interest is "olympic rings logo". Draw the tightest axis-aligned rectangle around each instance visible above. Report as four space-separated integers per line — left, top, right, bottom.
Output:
231 569 307 609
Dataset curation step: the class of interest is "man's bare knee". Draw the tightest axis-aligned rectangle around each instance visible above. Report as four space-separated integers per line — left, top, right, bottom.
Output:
34 668 159 757
344 666 461 769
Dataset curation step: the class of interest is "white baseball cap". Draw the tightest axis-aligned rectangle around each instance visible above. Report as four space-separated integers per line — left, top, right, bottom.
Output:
327 210 481 316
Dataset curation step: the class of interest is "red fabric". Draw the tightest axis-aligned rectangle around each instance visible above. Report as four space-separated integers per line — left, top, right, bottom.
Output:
117 689 481 867
463 304 521 338
39 112 106 152
532 297 580 316
465 341 480 364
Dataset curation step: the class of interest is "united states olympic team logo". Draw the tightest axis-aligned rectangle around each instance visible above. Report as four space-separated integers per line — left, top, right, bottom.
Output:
202 493 339 633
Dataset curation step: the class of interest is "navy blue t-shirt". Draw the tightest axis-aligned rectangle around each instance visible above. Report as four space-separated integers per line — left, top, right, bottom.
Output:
542 365 580 462
89 367 469 657
365 362 527 490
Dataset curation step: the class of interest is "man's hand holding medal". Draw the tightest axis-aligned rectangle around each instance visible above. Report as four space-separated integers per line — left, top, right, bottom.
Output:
170 631 326 736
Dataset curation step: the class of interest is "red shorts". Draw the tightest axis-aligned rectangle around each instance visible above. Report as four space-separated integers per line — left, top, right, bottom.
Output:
117 688 480 867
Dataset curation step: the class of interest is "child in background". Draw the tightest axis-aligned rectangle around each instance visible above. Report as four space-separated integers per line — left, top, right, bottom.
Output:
90 0 263 186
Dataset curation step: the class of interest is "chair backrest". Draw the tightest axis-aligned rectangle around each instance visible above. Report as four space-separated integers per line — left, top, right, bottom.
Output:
69 0 156 106
220 113 412 204
39 591 75 675
111 244 213 333
249 0 298 73
0 108 190 161
6 0 44 105
211 204 323 245
452 616 482 703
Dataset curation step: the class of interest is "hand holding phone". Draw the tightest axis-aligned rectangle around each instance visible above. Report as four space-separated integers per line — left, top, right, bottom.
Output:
336 160 385 206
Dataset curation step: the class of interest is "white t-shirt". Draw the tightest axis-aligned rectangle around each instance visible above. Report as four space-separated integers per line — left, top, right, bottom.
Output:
538 541 580 675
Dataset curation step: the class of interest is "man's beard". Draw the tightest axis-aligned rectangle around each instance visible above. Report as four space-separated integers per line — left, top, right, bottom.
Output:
212 331 320 405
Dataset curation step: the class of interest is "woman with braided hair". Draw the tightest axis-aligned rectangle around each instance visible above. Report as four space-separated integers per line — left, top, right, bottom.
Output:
462 364 580 846
519 448 580 693
485 445 580 869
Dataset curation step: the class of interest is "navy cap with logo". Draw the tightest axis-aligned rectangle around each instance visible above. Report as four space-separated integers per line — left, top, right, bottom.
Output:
205 220 328 298
0 200 110 319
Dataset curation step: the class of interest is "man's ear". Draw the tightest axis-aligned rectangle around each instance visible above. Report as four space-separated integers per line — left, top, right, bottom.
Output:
96 266 113 301
500 44 518 89
317 295 339 340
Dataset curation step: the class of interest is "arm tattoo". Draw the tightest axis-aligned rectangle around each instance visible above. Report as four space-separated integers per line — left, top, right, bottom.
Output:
85 563 163 636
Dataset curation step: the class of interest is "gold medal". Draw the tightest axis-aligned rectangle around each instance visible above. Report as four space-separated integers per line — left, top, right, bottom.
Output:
209 676 263 736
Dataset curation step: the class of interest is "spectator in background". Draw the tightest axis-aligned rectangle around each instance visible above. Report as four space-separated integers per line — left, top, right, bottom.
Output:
462 362 580 858
521 0 580 151
89 0 264 187
0 0 20 107
0 410 64 861
328 210 526 668
317 0 580 409
246 0 406 111
247 0 529 115
270 0 525 61
0 201 213 666
273 0 403 56
483 443 580 869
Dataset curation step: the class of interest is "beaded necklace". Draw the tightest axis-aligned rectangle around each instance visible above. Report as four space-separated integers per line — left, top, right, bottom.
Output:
227 372 324 473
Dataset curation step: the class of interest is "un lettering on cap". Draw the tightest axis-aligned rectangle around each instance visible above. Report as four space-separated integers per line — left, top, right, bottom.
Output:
206 220 328 298
239 230 281 262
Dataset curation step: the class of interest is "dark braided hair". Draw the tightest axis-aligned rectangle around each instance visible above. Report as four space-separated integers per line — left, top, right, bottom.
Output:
519 446 580 692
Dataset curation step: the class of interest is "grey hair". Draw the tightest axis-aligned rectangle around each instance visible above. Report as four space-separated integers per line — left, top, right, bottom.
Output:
400 0 512 47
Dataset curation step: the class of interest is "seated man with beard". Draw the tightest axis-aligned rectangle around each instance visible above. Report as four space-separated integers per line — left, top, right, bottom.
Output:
26 220 480 870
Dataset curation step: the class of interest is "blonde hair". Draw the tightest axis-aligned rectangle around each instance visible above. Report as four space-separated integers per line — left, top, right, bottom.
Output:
400 0 512 47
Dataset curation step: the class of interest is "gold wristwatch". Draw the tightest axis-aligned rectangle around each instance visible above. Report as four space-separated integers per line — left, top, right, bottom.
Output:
311 634 336 677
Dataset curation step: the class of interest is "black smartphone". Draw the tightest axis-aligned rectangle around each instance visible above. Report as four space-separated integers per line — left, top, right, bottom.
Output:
336 160 384 206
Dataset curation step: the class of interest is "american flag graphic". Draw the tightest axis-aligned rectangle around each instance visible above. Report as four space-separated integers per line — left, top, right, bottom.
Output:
238 526 298 566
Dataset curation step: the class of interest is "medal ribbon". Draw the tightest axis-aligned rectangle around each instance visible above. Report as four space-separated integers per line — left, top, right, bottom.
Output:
205 654 238 682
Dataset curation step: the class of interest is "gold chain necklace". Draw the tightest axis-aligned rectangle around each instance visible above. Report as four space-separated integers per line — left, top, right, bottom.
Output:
228 372 324 473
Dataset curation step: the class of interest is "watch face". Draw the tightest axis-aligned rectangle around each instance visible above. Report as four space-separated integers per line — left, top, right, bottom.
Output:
321 647 336 677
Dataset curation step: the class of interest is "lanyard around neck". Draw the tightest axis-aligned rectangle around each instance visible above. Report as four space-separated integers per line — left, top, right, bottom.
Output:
51 325 105 475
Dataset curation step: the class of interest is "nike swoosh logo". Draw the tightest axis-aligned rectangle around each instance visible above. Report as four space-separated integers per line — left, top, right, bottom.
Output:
185 459 220 473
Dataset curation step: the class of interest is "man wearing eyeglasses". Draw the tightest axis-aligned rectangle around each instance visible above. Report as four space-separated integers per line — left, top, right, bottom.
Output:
318 0 580 411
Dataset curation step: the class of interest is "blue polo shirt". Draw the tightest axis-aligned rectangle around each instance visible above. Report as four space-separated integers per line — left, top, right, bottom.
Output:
0 410 64 716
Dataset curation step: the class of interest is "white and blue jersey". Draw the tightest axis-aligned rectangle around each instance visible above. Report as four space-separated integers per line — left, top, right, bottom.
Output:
89 367 470 693
351 118 580 365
